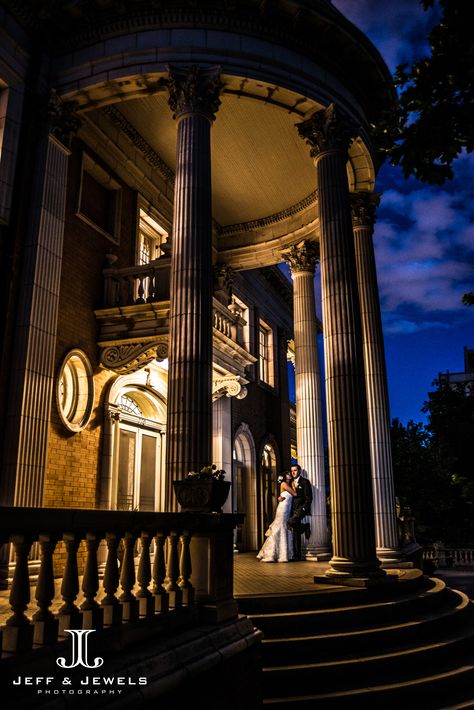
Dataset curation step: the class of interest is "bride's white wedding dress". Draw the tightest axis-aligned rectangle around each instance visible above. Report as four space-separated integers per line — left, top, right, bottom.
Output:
256 490 294 562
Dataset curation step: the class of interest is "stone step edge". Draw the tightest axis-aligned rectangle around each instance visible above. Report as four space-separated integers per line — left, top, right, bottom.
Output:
262 618 474 673
262 660 474 705
249 577 447 621
261 590 471 644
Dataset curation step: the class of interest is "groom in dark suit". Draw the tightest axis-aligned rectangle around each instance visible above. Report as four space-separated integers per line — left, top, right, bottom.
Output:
287 464 312 560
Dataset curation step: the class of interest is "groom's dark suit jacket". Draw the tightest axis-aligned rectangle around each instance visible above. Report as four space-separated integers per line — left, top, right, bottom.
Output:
292 476 312 519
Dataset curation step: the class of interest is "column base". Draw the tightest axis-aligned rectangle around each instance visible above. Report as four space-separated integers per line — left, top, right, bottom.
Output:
314 572 396 588
305 546 332 562
317 556 388 586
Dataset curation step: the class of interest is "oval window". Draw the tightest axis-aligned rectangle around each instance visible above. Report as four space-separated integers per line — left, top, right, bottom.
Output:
57 349 94 432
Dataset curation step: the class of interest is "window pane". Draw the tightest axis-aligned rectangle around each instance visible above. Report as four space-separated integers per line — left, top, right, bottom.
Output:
118 430 136 510
139 434 156 511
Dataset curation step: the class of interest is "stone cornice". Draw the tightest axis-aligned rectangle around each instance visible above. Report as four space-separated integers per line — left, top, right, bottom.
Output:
282 240 320 275
296 103 359 158
167 65 222 121
2 0 395 124
100 340 169 374
219 190 318 237
350 191 381 228
103 105 175 185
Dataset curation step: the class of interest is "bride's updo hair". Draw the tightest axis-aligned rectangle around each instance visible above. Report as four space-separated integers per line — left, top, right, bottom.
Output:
277 475 284 483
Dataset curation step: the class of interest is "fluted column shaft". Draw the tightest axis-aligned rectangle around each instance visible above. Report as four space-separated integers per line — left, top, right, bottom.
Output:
1 92 79 508
284 242 330 557
351 194 399 557
297 105 382 578
165 67 221 510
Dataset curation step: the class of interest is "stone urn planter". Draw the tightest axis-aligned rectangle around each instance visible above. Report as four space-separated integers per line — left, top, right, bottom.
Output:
173 479 231 513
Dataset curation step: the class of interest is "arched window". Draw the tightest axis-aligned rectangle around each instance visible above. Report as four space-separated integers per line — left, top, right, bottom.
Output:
260 439 279 540
233 424 257 551
104 379 167 512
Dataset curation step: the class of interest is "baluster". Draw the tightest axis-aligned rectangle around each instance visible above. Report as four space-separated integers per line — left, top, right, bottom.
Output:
152 531 169 613
119 532 139 622
127 275 135 305
136 531 154 618
33 534 59 646
2 535 34 655
101 532 122 627
58 534 82 638
81 532 103 629
178 530 194 606
136 275 145 304
146 270 156 302
166 531 182 609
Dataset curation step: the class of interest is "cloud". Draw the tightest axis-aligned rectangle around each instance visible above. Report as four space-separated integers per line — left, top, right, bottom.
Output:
383 317 451 335
332 0 439 71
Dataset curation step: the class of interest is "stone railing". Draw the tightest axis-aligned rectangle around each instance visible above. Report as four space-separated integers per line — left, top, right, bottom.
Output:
423 547 474 568
213 299 245 346
103 258 171 307
0 507 242 658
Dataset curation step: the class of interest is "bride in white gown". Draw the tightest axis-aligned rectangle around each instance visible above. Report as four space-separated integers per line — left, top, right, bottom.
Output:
257 472 296 562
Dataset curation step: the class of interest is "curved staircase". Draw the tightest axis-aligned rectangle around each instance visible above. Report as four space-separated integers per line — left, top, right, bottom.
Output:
237 570 474 709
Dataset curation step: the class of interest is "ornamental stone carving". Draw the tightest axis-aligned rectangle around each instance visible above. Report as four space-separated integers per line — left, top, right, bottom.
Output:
46 89 81 147
350 192 381 228
282 240 320 275
100 341 169 374
296 103 359 158
167 65 222 121
212 375 248 402
214 263 235 305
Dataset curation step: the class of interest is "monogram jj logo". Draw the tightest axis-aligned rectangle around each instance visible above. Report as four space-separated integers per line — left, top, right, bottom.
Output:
56 630 104 669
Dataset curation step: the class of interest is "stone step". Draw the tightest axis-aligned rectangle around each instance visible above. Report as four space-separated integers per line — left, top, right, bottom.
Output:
249 577 448 637
261 589 471 663
262 657 474 709
237 568 425 615
262 618 474 697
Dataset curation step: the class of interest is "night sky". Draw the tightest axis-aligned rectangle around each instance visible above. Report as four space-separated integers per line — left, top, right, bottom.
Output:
285 0 474 425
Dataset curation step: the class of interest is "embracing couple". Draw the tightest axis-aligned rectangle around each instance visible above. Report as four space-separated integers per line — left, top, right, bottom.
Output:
257 463 312 563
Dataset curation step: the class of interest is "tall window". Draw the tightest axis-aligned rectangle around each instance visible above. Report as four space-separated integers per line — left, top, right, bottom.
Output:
137 209 168 265
259 320 274 386
76 153 122 244
113 389 165 512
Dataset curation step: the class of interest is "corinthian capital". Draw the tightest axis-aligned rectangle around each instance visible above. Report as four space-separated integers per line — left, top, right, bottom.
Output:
296 103 359 158
350 192 381 228
167 65 222 121
46 89 81 147
282 240 320 275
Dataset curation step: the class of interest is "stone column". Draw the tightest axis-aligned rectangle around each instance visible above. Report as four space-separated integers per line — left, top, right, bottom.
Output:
165 66 222 510
283 241 330 559
350 192 400 561
297 104 383 582
1 91 79 509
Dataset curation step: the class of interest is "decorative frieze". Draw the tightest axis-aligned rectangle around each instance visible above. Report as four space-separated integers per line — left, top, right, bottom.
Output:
167 65 222 121
296 103 359 158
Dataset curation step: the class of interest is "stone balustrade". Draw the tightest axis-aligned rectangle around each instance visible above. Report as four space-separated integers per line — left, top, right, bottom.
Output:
213 299 245 346
423 546 474 568
0 507 242 658
103 259 171 307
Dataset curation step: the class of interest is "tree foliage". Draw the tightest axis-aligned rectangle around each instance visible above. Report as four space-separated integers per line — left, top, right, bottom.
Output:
374 0 474 184
391 381 474 545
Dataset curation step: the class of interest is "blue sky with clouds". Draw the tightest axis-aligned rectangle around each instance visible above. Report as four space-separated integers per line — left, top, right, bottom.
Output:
285 0 474 424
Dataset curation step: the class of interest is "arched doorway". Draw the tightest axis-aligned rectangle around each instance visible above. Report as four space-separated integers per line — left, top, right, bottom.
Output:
233 424 257 551
259 438 279 546
101 370 167 511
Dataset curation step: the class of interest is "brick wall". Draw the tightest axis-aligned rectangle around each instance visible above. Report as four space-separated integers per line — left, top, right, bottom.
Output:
44 140 135 510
